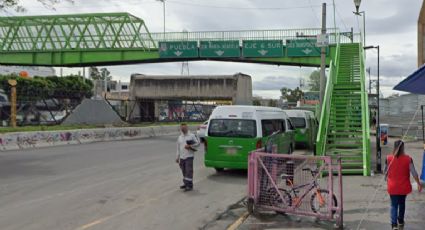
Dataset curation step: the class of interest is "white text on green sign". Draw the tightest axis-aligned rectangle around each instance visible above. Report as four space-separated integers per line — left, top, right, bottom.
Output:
159 41 198 58
242 40 283 57
199 41 240 58
286 39 326 57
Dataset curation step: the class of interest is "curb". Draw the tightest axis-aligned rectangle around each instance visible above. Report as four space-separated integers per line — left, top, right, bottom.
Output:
226 211 249 230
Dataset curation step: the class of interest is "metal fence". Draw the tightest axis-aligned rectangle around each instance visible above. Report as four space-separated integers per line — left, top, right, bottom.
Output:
140 28 360 48
247 151 343 228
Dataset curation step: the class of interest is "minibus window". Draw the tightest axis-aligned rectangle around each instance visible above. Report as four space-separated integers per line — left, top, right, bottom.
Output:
208 119 256 138
261 119 284 136
289 117 306 128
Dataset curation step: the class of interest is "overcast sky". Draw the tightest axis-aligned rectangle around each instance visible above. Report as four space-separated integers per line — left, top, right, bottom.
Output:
2 0 422 98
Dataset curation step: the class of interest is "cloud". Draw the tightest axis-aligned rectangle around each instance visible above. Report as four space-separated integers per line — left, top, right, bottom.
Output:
366 53 417 80
253 76 300 90
363 0 421 35
4 0 422 98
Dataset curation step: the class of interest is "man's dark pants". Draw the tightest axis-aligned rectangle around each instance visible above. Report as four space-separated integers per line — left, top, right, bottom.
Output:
179 157 194 188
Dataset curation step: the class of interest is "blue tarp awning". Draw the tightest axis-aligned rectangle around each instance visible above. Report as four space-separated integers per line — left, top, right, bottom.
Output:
394 64 425 94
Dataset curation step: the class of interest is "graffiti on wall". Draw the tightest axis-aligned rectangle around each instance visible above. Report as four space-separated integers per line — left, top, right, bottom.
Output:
0 126 175 151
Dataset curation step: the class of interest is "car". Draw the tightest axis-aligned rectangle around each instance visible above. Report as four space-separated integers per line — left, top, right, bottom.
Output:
196 121 208 142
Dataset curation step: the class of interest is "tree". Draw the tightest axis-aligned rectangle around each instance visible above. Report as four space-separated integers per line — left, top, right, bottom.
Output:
89 67 112 81
308 70 320 91
100 68 112 81
268 99 277 107
0 74 93 101
280 87 304 103
252 98 261 106
0 0 72 12
89 67 100 80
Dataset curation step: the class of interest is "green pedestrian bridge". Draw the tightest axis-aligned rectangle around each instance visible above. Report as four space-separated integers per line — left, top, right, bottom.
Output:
0 12 371 175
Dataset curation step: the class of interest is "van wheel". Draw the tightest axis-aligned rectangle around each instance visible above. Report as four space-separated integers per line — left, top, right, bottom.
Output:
288 145 293 155
215 168 224 172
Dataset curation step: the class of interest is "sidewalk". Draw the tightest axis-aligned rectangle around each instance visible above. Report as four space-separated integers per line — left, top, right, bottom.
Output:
237 137 425 230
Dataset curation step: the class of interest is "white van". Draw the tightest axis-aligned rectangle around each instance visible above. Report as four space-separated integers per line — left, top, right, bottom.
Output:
284 109 318 149
204 105 295 171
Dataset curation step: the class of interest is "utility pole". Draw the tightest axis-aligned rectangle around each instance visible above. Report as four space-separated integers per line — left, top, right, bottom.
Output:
319 3 327 111
365 45 381 173
376 45 381 173
8 80 17 128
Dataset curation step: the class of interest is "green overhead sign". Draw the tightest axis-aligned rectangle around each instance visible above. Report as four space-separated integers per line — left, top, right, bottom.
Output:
159 41 198 58
242 40 284 57
200 41 240 58
286 39 326 57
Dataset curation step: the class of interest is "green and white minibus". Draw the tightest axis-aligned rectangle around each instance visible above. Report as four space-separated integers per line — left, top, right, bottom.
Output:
284 109 318 149
204 106 295 171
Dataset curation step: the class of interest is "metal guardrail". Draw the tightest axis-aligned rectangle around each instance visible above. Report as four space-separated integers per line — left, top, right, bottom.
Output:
247 151 343 228
359 32 371 176
140 28 360 49
316 32 340 156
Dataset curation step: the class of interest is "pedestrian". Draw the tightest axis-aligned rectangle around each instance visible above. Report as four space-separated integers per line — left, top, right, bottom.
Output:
385 140 423 230
176 123 200 192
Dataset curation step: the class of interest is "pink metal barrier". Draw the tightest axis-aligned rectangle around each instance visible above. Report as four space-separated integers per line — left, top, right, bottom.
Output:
247 151 343 228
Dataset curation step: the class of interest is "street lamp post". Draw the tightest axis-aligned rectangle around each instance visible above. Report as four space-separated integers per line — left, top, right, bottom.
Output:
354 0 361 13
353 0 366 46
157 0 166 40
364 45 381 173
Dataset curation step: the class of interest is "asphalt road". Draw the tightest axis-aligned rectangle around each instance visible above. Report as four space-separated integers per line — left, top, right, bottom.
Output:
0 135 247 230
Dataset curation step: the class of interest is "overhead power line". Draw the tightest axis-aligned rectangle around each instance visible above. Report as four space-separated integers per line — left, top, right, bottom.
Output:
167 0 322 11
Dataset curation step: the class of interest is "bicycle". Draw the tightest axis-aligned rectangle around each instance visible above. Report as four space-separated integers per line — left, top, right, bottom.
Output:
269 167 338 215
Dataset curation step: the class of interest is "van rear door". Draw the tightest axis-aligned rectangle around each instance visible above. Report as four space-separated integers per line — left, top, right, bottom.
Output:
206 119 258 165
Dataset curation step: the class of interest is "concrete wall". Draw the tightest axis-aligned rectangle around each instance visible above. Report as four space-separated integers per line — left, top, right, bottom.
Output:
129 73 252 104
380 94 425 117
234 74 252 105
379 94 425 139
0 125 196 151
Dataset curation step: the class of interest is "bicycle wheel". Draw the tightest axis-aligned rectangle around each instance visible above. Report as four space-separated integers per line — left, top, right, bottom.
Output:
310 189 338 215
270 188 292 209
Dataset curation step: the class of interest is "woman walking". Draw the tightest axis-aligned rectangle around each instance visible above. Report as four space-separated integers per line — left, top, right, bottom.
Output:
385 140 423 230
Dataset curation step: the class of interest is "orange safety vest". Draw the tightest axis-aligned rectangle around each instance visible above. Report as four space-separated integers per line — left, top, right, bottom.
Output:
387 154 412 195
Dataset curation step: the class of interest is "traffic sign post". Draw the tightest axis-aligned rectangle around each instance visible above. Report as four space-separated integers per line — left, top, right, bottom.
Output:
200 41 240 58
242 40 284 57
159 41 198 58
286 39 327 57
316 34 329 47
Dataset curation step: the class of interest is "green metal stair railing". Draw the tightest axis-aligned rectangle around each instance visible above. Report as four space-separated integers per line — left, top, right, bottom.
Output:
316 32 340 156
316 31 371 176
358 39 371 176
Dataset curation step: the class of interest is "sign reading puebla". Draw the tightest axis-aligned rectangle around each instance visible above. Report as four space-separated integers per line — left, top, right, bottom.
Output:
242 40 284 57
199 41 240 58
286 39 326 57
159 41 198 58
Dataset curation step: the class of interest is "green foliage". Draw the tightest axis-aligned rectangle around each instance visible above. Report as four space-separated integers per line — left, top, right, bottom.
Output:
89 67 112 81
308 70 320 91
280 87 304 103
252 98 261 106
0 74 93 101
268 99 277 107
